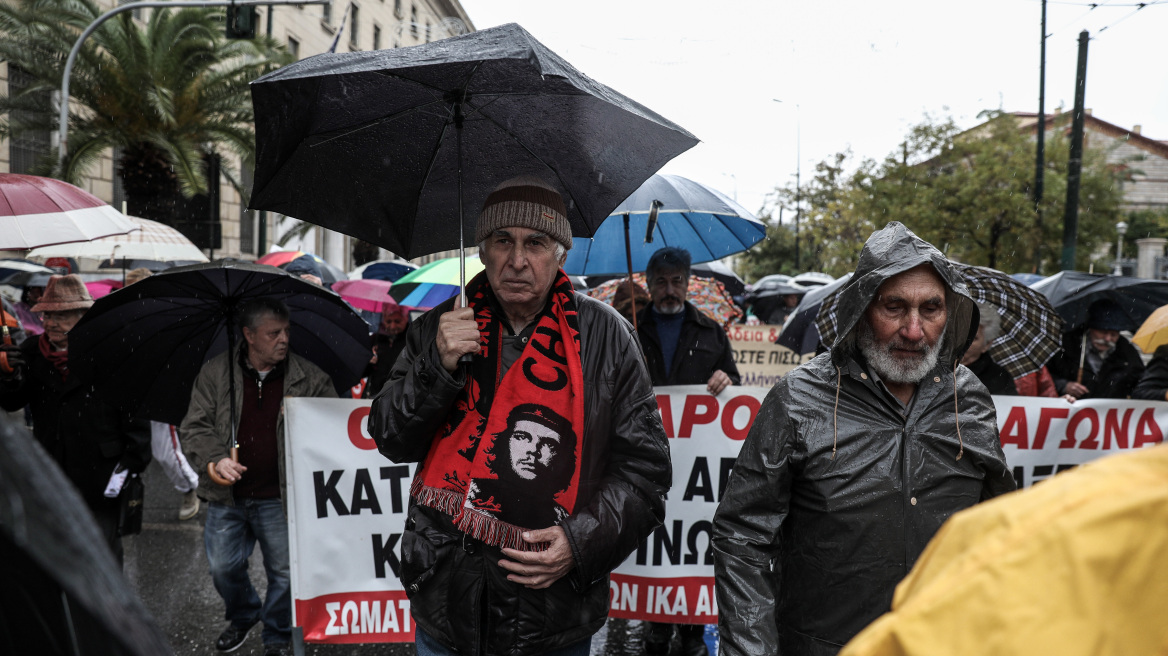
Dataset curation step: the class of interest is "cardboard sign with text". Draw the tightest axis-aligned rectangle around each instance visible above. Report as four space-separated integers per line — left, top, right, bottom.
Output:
726 324 805 388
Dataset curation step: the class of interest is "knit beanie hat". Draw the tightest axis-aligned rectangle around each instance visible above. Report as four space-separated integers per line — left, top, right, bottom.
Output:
475 175 573 250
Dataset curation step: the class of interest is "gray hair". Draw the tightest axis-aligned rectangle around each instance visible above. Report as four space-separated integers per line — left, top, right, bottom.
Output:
238 298 291 332
646 247 692 282
975 301 1001 342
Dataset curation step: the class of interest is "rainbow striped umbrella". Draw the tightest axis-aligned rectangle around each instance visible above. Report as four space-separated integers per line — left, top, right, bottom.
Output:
389 257 486 309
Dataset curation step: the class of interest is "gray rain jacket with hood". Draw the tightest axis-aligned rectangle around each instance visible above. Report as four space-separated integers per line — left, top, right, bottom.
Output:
712 222 1016 656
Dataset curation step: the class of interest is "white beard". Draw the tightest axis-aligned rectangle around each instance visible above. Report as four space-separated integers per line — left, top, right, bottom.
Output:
858 320 945 384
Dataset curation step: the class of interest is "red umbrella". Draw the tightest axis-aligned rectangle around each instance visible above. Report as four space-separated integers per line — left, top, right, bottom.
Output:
0 173 137 250
331 279 396 313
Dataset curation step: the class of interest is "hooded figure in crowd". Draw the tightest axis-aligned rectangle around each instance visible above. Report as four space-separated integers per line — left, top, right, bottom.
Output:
712 222 1015 656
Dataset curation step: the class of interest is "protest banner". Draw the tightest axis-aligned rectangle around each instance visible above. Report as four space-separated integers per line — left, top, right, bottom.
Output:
285 399 414 643
284 391 1168 639
726 324 804 388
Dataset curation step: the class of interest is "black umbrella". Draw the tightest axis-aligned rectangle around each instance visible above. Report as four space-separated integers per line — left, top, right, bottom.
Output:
775 273 852 353
249 22 697 270
0 415 173 656
1031 271 1168 332
68 260 371 427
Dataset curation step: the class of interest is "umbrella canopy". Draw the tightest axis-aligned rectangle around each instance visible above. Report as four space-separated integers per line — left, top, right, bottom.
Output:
0 415 173 656
84 278 123 300
332 278 396 313
1011 272 1046 286
0 173 138 250
588 273 742 328
27 215 201 262
349 258 418 282
248 22 697 260
1132 305 1168 354
97 258 198 273
775 273 852 354
68 260 372 425
0 258 56 282
256 251 345 285
1031 271 1168 333
389 257 486 308
562 174 765 276
816 264 1064 379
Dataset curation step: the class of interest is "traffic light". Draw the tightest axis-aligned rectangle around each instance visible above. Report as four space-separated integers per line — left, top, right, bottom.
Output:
226 4 257 39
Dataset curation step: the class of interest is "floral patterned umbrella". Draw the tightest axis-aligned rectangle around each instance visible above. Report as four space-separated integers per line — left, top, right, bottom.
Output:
588 273 742 329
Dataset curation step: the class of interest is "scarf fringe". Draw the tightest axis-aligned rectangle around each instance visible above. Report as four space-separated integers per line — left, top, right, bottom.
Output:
410 479 546 552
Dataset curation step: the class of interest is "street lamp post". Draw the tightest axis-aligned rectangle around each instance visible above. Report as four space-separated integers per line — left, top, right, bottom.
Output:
56 0 330 174
773 99 800 271
1113 221 1128 275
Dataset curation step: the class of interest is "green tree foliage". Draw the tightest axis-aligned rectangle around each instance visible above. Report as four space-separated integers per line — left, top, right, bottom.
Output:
0 0 291 223
744 112 1127 278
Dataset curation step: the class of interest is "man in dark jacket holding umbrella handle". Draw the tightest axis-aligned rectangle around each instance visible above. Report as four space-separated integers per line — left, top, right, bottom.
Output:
369 175 672 656
181 298 336 656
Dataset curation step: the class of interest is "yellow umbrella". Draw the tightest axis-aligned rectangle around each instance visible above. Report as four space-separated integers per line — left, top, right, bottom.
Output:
1132 304 1168 353
840 445 1168 656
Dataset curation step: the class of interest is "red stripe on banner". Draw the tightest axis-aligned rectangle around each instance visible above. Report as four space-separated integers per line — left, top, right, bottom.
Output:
608 575 717 624
296 590 413 643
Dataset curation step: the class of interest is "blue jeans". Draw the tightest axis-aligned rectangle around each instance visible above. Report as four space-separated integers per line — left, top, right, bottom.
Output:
204 499 291 646
415 625 592 656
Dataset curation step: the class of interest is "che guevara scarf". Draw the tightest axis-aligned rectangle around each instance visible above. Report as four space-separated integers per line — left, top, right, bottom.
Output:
410 270 585 551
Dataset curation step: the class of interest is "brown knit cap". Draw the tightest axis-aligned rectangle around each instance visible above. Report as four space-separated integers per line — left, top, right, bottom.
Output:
475 175 573 250
31 274 94 312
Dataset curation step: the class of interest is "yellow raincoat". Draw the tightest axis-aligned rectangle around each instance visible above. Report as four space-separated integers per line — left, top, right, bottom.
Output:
841 444 1168 656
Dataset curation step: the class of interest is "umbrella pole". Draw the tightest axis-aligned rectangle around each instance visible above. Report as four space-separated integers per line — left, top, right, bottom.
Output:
455 98 474 366
1076 331 1088 384
624 213 637 331
207 316 240 486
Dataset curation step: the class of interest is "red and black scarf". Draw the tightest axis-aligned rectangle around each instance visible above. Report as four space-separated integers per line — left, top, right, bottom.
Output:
411 270 584 551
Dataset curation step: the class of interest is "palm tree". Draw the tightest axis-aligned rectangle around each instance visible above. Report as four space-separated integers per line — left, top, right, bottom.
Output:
0 0 291 225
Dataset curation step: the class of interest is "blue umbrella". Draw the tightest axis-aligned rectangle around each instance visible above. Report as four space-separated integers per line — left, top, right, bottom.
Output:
562 174 766 276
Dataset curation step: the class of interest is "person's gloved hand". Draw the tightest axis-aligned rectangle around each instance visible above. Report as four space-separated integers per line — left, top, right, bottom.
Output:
0 344 25 379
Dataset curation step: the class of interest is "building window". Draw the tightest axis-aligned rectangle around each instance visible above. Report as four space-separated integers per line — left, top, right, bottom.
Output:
287 36 300 59
372 24 381 50
394 0 401 18
424 20 430 42
322 1 331 24
6 66 52 175
349 3 359 48
410 5 417 37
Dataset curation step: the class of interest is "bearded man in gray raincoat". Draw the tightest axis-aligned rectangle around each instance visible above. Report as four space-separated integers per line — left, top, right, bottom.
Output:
712 222 1016 656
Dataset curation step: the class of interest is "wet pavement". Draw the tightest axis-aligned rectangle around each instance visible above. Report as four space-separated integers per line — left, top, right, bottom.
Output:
124 461 652 656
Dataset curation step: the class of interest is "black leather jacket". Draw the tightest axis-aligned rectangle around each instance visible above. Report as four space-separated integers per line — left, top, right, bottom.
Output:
713 222 1016 656
369 291 671 655
636 301 741 386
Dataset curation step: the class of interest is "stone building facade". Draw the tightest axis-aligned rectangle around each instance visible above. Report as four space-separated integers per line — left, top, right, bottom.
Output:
0 0 474 270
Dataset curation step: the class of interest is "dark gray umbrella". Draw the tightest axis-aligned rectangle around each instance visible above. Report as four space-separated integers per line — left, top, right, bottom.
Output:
0 415 173 655
248 22 697 260
1031 271 1168 332
68 260 371 426
775 273 852 354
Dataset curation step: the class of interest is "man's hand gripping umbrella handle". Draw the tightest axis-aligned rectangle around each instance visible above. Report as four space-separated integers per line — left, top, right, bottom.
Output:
207 445 240 486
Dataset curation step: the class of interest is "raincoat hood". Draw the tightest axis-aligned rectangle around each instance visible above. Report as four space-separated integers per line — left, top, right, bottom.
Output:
830 221 979 370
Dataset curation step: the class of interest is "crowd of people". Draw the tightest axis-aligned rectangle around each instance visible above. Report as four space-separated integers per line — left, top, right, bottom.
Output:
3 172 1166 656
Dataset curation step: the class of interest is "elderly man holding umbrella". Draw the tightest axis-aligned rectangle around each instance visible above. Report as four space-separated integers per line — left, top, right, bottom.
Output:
0 274 151 565
368 175 672 656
